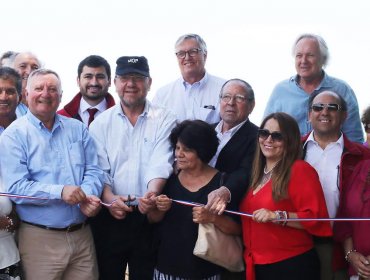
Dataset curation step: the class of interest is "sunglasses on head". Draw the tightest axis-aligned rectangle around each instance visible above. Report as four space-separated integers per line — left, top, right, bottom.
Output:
258 129 283 142
311 103 341 112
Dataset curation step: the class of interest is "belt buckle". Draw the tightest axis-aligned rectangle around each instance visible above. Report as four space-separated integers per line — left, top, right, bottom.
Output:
66 224 74 232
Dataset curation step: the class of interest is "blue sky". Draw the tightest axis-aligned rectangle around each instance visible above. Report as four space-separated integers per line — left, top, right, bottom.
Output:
2 0 369 125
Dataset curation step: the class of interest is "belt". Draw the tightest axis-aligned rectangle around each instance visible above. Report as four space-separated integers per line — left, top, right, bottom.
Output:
22 221 87 232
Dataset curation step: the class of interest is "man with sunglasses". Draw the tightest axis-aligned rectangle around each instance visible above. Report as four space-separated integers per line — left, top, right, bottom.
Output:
302 90 370 280
264 33 363 143
152 33 225 123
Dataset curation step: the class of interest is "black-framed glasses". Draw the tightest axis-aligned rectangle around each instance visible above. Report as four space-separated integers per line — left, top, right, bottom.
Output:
220 94 247 104
258 129 283 142
311 103 342 112
364 123 370 133
175 48 202 59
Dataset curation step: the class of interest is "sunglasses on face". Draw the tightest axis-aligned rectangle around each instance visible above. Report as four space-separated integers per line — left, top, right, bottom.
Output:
311 103 342 112
258 129 283 142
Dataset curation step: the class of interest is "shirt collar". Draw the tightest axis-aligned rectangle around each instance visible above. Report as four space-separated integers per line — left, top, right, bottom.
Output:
304 130 344 149
26 110 63 132
80 96 107 113
292 70 331 90
216 119 248 136
182 71 208 89
117 100 149 118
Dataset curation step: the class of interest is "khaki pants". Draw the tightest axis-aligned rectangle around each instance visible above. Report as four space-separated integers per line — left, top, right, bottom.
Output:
19 222 98 280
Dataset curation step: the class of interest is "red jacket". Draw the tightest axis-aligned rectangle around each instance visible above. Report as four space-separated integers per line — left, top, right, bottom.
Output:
57 92 116 121
302 133 370 270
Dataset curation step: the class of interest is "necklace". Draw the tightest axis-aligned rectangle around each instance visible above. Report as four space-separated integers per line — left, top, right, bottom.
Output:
263 161 280 174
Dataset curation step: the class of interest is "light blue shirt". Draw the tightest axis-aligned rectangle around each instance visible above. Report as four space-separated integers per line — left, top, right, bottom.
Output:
152 72 225 123
264 71 364 143
15 102 28 118
0 111 104 227
89 101 176 197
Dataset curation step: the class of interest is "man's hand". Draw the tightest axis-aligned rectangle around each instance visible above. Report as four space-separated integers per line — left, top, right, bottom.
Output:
62 185 86 205
138 191 157 214
205 186 231 215
80 195 101 217
107 195 133 220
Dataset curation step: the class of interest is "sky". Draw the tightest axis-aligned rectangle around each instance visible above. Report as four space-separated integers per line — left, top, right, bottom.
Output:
2 0 369 126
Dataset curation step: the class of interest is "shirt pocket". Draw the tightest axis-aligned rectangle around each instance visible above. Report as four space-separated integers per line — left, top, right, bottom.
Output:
69 140 85 165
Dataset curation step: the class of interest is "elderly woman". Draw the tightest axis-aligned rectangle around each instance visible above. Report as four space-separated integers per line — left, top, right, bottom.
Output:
240 112 332 280
335 160 370 280
148 120 241 280
361 106 370 149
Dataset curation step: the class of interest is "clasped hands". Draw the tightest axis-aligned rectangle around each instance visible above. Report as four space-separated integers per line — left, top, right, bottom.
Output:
61 185 101 217
103 191 158 220
155 194 216 224
347 251 370 279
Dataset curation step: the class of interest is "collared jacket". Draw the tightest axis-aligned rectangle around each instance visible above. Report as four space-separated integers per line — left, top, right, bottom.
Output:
302 133 370 270
57 92 116 121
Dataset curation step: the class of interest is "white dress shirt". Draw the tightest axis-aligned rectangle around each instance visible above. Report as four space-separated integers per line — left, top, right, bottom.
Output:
89 101 176 196
152 72 225 123
304 132 344 219
79 97 107 126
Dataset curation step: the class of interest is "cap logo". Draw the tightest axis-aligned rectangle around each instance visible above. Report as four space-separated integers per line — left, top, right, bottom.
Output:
128 58 139 63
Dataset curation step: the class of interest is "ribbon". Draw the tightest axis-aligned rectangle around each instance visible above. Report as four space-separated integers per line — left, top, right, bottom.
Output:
171 199 370 222
2 192 370 222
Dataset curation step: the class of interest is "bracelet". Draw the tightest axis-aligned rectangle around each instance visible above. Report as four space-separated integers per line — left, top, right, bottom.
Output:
345 249 357 262
4 216 14 232
274 210 288 226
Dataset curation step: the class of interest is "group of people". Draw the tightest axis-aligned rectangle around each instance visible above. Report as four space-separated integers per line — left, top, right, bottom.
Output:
0 32 369 280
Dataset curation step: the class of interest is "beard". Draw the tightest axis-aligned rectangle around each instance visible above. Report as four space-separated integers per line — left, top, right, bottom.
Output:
81 86 107 101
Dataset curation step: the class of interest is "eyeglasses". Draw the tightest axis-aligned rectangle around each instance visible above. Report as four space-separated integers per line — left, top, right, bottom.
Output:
175 48 202 59
116 75 147 83
364 123 370 133
311 103 342 112
220 94 248 104
258 129 284 142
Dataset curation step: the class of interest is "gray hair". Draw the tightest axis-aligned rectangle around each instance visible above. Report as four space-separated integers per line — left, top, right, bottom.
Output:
175 33 207 54
220 78 255 101
26 69 62 95
11 52 43 68
292 33 329 67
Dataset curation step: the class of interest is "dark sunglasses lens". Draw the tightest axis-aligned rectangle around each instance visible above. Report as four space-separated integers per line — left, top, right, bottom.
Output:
312 105 324 112
258 129 269 139
271 132 283 141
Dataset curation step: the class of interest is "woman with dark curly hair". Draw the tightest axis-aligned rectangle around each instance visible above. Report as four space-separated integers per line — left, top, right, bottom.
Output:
361 106 370 149
148 120 241 280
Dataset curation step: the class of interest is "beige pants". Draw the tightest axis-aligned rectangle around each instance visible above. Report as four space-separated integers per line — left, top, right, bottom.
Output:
19 222 98 280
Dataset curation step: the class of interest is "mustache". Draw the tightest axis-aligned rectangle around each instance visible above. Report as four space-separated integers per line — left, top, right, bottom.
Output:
87 85 102 89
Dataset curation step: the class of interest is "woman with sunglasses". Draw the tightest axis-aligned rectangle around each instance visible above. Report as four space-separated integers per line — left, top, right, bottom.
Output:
240 112 332 280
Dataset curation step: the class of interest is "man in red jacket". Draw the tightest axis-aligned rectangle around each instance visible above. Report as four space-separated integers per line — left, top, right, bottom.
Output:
58 55 115 126
302 90 370 280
